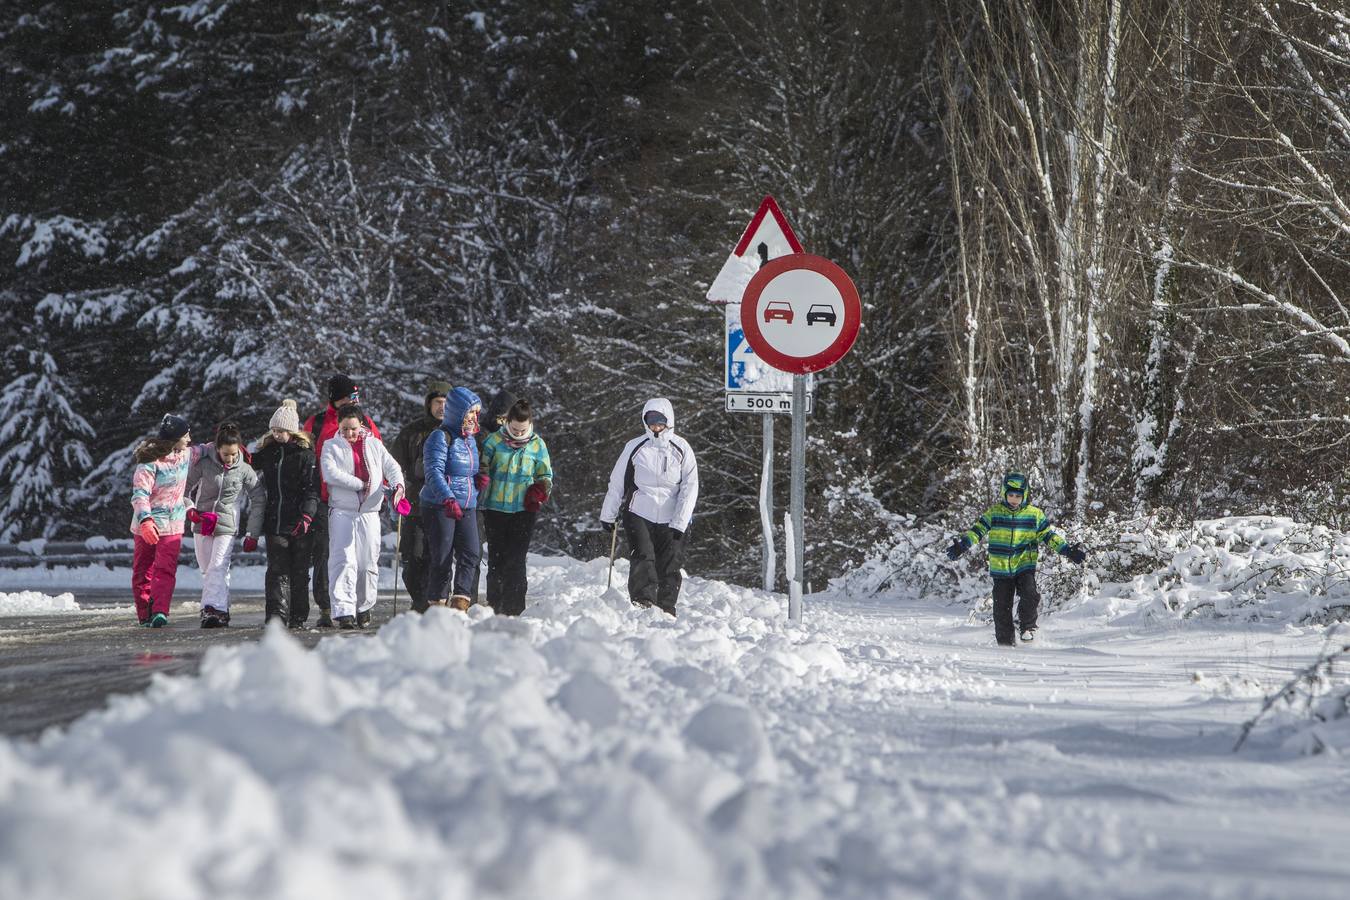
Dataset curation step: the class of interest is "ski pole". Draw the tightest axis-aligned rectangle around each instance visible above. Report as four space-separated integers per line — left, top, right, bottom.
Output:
392 507 402 617
606 524 619 590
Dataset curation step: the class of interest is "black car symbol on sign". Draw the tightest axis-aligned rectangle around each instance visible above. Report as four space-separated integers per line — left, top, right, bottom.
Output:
806 304 837 327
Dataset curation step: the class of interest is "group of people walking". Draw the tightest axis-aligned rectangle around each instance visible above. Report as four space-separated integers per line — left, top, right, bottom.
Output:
128 374 701 630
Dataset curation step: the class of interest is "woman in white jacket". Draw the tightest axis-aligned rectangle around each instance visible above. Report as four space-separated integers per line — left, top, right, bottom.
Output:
599 398 698 615
320 404 405 629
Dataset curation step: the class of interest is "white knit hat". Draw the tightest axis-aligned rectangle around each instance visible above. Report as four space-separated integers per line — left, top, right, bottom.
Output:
269 399 300 433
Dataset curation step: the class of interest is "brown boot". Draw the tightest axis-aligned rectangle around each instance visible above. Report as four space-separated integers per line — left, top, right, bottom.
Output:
450 595 471 611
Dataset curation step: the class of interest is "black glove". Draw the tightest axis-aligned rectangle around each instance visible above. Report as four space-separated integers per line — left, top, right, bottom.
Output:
945 537 968 561
670 527 684 540
601 520 615 534
1063 543 1087 565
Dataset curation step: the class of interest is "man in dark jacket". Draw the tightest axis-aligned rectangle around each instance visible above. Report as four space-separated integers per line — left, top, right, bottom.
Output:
390 381 450 613
304 374 382 627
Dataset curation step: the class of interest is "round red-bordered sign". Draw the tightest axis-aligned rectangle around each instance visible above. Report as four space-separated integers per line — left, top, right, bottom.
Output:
739 254 861 374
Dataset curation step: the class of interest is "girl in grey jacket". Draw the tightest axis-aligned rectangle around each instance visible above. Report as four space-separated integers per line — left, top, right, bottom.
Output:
185 422 259 627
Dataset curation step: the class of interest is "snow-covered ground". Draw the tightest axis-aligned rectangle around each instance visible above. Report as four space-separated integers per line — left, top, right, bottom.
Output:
2 542 1348 899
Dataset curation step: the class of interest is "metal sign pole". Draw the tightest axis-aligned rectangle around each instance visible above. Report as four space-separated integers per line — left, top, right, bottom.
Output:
788 373 806 621
760 413 775 592
757 242 776 595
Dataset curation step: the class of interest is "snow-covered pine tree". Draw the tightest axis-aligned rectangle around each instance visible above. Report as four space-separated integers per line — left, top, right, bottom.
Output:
0 342 94 540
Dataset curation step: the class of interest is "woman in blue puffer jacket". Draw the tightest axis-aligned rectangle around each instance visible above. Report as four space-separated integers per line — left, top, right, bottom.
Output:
420 387 484 610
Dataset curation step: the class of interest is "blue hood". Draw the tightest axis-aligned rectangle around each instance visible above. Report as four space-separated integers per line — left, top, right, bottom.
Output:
441 387 482 436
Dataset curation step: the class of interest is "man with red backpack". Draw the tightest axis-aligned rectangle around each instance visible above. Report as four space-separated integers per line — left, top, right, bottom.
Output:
304 374 382 628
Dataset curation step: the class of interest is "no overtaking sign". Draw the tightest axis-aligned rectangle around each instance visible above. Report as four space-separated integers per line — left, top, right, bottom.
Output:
739 254 861 375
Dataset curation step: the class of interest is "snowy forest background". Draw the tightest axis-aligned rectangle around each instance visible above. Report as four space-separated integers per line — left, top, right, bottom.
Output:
1 0 1346 587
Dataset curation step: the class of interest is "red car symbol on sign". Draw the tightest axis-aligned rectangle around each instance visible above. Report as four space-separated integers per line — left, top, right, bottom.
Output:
764 301 794 324
806 304 837 327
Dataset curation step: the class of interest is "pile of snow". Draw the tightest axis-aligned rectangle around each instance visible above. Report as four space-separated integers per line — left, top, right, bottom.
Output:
0 554 874 899
15 538 47 556
0 590 80 615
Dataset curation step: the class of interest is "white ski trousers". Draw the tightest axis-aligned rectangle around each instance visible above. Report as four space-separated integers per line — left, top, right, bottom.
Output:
194 534 235 611
328 508 381 619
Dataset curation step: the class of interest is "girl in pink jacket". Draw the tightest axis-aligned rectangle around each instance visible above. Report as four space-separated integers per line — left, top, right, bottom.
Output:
130 414 198 627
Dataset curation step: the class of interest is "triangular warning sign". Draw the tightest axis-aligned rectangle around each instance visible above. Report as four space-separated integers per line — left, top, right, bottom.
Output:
706 195 804 304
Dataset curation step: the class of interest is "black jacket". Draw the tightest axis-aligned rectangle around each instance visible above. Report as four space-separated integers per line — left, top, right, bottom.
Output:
391 413 441 511
247 440 319 536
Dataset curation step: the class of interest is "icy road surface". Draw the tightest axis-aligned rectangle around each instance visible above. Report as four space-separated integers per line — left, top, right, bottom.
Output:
1 554 1346 899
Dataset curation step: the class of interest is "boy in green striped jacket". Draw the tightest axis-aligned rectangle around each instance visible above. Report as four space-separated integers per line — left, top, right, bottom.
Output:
946 472 1087 646
479 398 553 615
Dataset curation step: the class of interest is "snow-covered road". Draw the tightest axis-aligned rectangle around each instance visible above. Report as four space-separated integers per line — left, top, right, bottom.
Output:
1 554 1345 899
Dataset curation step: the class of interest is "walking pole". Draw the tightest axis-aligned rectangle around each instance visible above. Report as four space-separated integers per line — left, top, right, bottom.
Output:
605 525 619 590
392 510 402 617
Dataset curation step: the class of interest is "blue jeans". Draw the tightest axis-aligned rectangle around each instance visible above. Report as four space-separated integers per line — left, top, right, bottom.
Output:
422 505 481 601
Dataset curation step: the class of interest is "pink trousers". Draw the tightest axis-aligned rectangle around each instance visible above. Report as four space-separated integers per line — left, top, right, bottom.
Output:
132 532 182 621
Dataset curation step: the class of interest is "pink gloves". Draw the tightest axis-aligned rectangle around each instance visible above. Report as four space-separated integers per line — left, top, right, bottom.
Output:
524 483 549 513
475 472 490 492
396 498 412 516
290 514 312 537
443 498 464 520
138 519 160 545
186 508 218 535
242 536 259 552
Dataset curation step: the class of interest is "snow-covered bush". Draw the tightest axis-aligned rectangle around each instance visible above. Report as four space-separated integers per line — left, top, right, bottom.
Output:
1085 517 1350 625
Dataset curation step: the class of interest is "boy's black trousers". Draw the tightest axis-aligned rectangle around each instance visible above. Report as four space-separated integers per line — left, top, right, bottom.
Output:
992 570 1040 645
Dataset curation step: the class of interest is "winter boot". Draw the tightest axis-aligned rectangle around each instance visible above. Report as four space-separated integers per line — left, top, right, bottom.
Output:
335 615 357 630
200 606 229 628
356 609 372 629
150 613 169 628
426 598 448 608
450 595 471 611
1020 627 1038 643
316 612 334 628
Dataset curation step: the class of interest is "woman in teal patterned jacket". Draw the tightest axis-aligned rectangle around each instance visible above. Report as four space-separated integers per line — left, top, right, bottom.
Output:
478 397 553 616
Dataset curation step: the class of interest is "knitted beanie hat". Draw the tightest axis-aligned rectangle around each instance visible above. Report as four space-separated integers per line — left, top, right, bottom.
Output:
425 381 452 414
269 399 300 433
157 414 190 441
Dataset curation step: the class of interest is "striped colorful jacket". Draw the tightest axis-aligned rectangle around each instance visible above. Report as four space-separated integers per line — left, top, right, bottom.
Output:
479 429 553 514
129 446 199 536
962 502 1067 577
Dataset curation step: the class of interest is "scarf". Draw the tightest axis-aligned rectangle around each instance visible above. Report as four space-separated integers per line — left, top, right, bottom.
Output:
501 423 534 449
